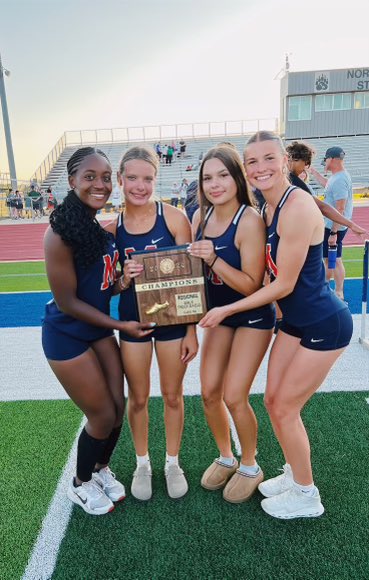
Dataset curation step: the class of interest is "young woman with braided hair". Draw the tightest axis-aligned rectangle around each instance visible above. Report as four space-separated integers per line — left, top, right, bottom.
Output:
42 147 155 515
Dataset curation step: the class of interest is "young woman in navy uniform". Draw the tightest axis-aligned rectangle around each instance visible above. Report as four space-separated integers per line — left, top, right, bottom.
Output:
42 147 154 515
200 132 353 519
189 145 275 503
106 145 198 501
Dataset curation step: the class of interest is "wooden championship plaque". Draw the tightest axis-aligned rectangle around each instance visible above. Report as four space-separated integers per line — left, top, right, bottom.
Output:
131 245 208 326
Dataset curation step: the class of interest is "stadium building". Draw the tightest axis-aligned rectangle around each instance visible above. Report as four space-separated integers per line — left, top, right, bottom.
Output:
280 66 369 190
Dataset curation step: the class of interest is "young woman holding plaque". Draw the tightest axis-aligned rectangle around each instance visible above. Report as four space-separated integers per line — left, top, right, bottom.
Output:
198 132 353 519
106 145 198 501
188 144 275 504
42 147 155 516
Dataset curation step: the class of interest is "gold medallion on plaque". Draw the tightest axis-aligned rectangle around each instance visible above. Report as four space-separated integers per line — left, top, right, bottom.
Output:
159 258 175 274
131 246 208 326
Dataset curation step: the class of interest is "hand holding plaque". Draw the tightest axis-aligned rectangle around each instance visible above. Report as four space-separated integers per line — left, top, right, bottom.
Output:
131 245 208 326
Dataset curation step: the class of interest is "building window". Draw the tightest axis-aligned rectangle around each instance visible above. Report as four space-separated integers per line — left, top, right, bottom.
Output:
315 93 351 112
288 96 312 121
354 92 369 109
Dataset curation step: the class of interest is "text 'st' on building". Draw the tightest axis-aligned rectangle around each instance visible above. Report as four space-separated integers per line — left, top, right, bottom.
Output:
280 67 369 139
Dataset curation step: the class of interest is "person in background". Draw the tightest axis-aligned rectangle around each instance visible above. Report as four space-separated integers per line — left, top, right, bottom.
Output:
15 190 24 218
9 190 18 219
309 146 354 301
155 142 162 162
6 189 12 218
167 144 174 165
47 187 57 213
184 180 199 223
28 185 42 219
170 181 181 207
179 139 187 159
180 178 188 208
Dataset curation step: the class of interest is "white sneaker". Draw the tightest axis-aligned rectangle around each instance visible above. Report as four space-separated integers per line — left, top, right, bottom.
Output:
165 464 188 499
92 467 126 502
131 463 152 501
67 479 115 515
258 464 293 497
261 485 325 519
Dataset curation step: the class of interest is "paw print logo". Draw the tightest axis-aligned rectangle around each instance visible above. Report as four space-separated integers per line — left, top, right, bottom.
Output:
315 74 329 91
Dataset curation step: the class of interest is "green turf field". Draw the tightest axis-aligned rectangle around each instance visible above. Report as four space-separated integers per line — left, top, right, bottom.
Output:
4 395 368 580
0 400 82 580
0 261 48 292
0 247 365 293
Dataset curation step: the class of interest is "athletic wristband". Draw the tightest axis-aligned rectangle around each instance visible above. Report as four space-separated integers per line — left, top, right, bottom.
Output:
209 255 218 269
329 231 337 237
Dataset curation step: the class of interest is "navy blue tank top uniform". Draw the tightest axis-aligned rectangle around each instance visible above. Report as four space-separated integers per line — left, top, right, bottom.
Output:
42 233 118 361
263 186 353 350
115 201 187 342
197 205 275 330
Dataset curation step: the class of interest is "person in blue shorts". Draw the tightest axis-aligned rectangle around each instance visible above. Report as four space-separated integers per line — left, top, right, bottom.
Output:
189 144 275 503
106 145 198 502
310 146 354 301
42 147 154 516
199 131 353 519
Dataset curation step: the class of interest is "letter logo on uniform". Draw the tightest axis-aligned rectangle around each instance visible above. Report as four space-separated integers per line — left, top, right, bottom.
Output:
266 243 278 278
206 265 223 286
124 244 158 260
101 250 119 290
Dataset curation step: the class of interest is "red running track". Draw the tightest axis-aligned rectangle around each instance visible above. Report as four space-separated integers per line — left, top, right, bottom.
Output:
0 207 368 262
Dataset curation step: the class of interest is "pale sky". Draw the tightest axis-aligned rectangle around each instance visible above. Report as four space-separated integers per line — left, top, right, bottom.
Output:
0 0 368 180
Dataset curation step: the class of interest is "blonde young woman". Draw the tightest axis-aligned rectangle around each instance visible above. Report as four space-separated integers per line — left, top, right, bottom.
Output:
189 145 275 503
200 132 353 519
107 145 198 501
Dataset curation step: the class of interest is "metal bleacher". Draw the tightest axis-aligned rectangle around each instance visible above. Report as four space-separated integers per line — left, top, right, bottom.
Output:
32 123 369 201
40 135 251 203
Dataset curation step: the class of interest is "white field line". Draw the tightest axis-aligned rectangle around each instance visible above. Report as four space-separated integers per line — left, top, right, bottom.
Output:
366 398 369 405
22 419 85 580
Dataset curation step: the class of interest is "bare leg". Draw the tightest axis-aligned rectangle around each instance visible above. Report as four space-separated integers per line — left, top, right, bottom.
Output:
91 336 124 469
120 340 153 456
264 330 302 463
333 257 345 298
224 328 273 465
155 339 188 456
265 333 346 485
200 326 234 457
47 346 118 484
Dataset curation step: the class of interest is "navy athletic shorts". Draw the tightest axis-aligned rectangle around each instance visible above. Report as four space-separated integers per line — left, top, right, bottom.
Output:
42 323 114 361
220 304 276 330
119 323 187 343
280 308 353 351
323 227 347 259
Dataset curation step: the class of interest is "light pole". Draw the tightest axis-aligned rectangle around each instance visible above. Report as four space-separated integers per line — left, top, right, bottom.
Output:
0 52 17 189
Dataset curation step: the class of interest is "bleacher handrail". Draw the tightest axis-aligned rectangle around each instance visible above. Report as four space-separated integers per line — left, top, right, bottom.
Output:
29 133 67 186
63 118 279 147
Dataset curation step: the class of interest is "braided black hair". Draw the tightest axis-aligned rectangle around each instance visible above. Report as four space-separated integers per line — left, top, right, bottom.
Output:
50 147 111 268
